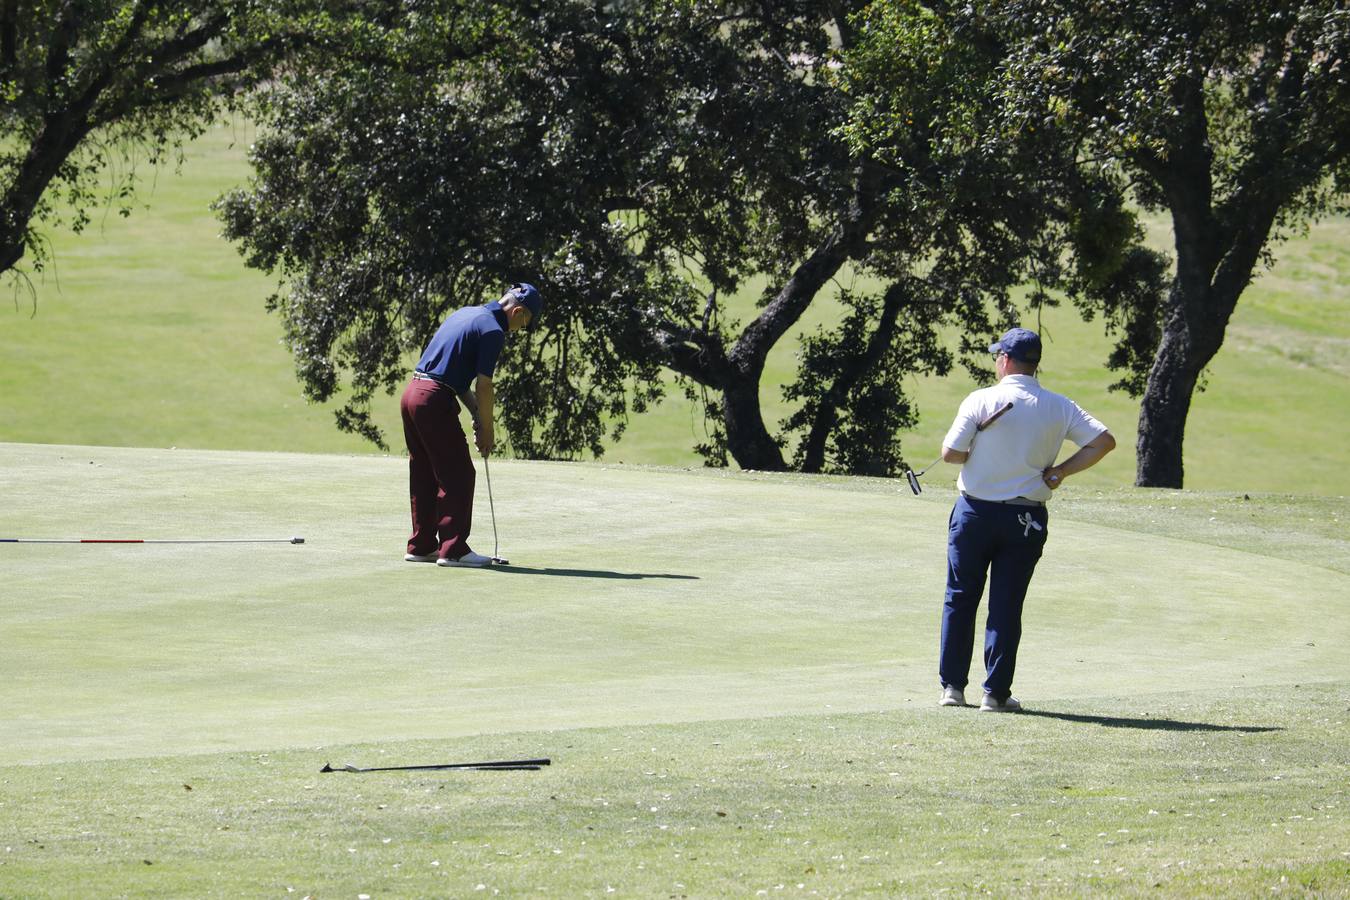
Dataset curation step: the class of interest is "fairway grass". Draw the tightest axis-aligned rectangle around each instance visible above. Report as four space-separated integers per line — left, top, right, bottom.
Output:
2 686 1347 897
2 443 1348 896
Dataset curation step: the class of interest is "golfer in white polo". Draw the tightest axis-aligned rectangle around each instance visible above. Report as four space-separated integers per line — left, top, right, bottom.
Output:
937 328 1116 711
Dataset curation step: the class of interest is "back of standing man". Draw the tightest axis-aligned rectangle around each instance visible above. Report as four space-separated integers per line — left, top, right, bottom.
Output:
400 283 543 568
936 328 1115 711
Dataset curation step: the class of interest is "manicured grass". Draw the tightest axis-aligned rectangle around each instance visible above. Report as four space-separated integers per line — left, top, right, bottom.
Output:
2 443 1347 895
2 686 1347 897
3 124 1348 493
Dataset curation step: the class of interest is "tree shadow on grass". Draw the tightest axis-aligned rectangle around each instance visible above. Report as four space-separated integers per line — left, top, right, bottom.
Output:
490 566 698 580
1020 710 1283 733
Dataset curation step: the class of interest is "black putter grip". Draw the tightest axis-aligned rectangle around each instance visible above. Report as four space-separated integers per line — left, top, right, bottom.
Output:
976 402 1014 432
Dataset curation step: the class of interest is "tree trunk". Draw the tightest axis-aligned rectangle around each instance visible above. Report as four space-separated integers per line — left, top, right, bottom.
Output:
1 111 94 278
1134 262 1237 488
1133 319 1201 488
722 377 784 470
1133 160 1282 487
0 236 23 272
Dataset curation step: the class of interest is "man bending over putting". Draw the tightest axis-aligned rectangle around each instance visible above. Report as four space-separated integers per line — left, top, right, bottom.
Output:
401 283 542 568
937 328 1115 711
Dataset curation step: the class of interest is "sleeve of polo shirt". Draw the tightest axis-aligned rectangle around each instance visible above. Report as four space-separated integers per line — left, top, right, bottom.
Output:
1065 402 1108 447
475 330 507 378
942 394 983 453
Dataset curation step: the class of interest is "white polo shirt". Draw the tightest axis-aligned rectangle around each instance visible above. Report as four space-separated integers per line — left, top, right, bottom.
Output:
942 374 1108 502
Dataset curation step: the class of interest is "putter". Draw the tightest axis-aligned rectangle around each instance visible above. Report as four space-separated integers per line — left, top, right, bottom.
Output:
904 401 1015 495
321 757 550 773
460 387 509 566
483 454 508 565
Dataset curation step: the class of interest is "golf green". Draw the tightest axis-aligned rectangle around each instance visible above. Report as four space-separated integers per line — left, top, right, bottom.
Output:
3 442 1346 766
3 442 1348 896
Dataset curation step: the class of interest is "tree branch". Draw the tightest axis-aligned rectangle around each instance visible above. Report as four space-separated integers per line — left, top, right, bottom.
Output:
91 35 299 126
63 0 154 125
730 214 870 378
43 0 81 86
652 319 730 386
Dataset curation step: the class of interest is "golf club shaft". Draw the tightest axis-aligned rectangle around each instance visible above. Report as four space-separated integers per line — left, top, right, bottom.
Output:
462 387 505 562
914 455 943 478
977 401 1014 431
2 537 304 544
483 453 499 560
909 402 1015 491
926 401 1015 473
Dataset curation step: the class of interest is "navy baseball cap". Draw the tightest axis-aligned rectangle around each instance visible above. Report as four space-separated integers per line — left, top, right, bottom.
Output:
989 327 1042 363
506 282 543 323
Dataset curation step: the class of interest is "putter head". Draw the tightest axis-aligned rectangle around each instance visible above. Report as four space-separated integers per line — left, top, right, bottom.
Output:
491 555 510 566
905 468 922 495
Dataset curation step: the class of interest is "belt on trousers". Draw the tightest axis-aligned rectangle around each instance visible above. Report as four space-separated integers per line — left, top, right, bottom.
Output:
412 370 453 387
961 492 1045 508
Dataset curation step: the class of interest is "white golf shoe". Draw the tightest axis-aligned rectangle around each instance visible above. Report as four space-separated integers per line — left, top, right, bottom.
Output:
404 553 438 563
939 686 967 707
979 693 1023 712
438 551 493 568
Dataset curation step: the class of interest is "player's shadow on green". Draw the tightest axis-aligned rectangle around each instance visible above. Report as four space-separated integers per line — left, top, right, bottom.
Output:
491 566 698 580
1021 710 1282 733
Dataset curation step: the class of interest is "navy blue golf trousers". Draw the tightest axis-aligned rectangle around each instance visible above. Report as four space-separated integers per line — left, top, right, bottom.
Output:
940 494 1049 700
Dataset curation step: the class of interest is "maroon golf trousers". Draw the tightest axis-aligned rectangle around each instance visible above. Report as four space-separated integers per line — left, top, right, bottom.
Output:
400 376 476 560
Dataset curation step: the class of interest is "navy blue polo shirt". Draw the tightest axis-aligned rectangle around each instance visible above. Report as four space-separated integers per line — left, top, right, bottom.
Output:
415 302 508 392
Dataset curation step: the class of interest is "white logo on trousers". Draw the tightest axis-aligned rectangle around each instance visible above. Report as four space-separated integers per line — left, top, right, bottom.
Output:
1018 512 1044 538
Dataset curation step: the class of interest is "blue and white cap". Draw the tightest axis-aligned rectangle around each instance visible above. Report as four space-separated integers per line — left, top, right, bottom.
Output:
989 327 1042 363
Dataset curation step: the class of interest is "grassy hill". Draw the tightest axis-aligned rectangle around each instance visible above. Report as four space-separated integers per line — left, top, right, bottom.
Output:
3 122 1348 492
1 443 1347 895
4 120 1347 898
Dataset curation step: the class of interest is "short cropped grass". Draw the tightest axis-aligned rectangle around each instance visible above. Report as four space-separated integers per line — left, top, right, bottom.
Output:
2 443 1347 896
2 686 1347 897
3 124 1349 493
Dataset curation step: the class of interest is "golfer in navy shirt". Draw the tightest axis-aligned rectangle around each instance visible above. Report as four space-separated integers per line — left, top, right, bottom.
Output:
936 328 1115 711
401 283 542 567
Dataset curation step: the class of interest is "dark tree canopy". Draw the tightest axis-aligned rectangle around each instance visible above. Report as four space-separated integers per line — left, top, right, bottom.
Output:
221 0 1130 474
851 0 1350 487
1005 0 1350 488
1 0 347 291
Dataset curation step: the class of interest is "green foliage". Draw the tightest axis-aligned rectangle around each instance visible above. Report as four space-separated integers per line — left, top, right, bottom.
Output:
219 0 1119 474
848 0 1350 486
986 0 1350 484
7 121 1347 492
220 0 860 458
0 0 345 283
995 0 1350 231
783 282 952 474
833 0 1172 422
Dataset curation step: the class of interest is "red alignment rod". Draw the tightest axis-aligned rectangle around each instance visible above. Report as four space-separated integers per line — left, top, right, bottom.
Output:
2 537 305 544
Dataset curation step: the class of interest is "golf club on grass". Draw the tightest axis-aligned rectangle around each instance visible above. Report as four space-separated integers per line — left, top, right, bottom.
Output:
1 537 304 544
904 401 1015 495
321 757 550 773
